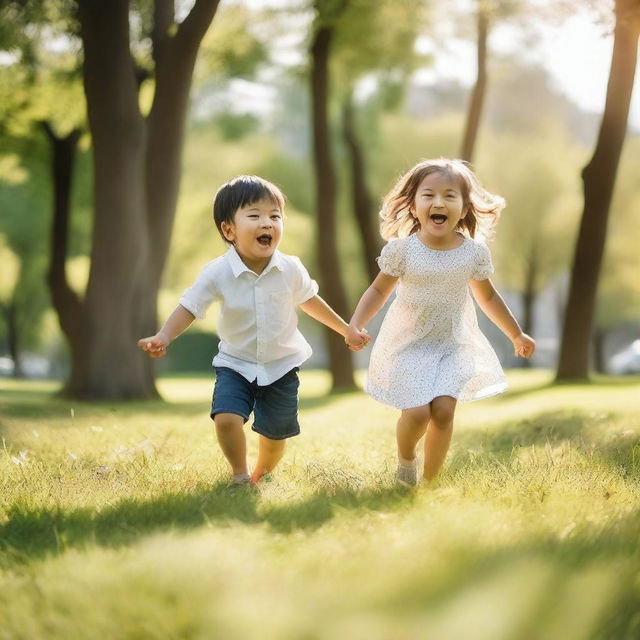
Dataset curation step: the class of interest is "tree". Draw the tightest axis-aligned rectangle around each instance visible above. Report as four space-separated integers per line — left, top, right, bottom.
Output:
309 0 356 390
57 0 221 398
333 0 427 281
556 0 639 381
592 136 640 371
458 0 568 162
0 2 88 374
460 1 489 162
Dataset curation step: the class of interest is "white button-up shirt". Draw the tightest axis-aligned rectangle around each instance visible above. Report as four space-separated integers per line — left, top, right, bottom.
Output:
179 246 319 385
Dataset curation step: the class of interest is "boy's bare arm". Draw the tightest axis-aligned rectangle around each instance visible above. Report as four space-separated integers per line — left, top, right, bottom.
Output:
299 295 369 350
469 278 536 358
299 295 348 336
138 304 196 358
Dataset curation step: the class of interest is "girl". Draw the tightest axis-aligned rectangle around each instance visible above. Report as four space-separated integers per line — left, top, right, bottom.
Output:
346 159 535 486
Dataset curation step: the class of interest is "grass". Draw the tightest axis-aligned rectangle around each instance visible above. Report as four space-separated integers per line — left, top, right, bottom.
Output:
1 370 639 640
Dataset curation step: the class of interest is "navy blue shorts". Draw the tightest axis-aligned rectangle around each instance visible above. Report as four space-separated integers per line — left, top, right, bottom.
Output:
211 367 301 440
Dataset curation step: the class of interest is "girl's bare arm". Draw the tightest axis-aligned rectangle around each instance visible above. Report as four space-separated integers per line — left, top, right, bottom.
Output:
346 272 398 346
469 279 536 358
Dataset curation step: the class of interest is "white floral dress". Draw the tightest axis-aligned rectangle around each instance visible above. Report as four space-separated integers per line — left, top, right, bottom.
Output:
366 233 508 409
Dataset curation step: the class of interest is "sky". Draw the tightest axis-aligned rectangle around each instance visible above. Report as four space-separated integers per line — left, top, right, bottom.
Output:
416 6 640 130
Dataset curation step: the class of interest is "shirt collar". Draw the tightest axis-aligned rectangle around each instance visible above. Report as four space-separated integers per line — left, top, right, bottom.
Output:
226 245 285 278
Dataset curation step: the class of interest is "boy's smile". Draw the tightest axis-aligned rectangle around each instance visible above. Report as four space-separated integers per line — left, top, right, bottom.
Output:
413 171 467 247
221 198 283 273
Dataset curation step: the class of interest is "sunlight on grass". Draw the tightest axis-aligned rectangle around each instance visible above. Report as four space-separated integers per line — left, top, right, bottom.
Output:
1 371 639 639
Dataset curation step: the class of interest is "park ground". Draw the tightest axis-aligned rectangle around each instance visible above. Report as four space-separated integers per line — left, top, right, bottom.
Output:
1 370 639 639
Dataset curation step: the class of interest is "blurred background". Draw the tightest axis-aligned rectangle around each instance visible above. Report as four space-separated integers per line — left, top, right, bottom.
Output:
0 0 638 396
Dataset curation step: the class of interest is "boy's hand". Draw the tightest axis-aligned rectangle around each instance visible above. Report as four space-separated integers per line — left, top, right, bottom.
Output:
138 333 169 358
512 332 535 359
345 325 371 351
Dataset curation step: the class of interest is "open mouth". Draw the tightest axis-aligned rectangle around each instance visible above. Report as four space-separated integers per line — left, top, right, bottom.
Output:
257 234 272 246
430 214 448 225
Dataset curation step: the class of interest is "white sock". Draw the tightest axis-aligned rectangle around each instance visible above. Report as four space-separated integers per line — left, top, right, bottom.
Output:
398 456 416 468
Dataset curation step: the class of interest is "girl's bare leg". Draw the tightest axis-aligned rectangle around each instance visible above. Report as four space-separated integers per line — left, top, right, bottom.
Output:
251 435 286 483
423 395 457 481
214 413 248 475
397 404 431 460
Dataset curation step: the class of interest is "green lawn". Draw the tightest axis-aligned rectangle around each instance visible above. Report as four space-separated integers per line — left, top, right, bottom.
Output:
1 371 639 640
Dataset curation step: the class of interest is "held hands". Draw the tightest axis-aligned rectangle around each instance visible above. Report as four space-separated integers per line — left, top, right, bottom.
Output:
137 332 169 358
345 325 372 351
512 332 536 359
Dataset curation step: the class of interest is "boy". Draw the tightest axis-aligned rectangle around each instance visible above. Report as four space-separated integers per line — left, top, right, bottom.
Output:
139 175 369 484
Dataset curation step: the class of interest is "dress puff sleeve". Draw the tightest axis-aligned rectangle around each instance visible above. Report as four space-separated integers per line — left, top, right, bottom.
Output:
377 239 405 277
472 241 495 280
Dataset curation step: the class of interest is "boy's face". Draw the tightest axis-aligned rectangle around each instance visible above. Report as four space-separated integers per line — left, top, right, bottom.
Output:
221 197 283 272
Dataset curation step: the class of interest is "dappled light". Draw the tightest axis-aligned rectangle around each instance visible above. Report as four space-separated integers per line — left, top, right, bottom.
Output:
1 0 639 637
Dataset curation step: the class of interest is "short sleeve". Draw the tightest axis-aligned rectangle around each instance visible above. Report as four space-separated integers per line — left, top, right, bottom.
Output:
377 239 404 277
472 241 494 280
179 263 221 318
289 256 319 305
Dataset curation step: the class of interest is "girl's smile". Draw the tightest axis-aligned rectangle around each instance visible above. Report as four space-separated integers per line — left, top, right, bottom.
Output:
412 171 467 248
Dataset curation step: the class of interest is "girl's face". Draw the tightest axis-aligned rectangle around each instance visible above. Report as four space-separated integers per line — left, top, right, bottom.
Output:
412 171 467 242
221 197 283 273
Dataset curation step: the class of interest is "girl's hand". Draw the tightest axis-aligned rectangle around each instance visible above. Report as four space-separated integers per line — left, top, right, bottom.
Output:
512 332 535 359
345 325 371 351
138 333 169 358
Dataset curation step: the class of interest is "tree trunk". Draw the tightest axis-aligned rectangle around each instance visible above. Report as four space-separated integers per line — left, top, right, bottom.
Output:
75 0 151 399
556 0 639 381
342 90 381 282
137 0 220 392
520 245 538 369
310 22 356 391
592 326 607 374
41 122 86 393
460 6 488 163
64 0 219 399
5 300 23 378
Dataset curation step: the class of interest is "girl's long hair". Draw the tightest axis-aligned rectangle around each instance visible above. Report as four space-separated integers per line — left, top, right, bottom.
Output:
379 158 505 242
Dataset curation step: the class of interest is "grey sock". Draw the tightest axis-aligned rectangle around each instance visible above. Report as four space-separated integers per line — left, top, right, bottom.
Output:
396 456 418 487
232 472 251 485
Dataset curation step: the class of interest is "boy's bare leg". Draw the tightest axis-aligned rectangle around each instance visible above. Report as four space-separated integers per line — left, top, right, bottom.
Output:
396 405 431 461
214 413 248 475
423 396 456 481
251 435 286 483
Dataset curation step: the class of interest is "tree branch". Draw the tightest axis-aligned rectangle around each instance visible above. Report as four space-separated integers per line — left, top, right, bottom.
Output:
152 0 174 68
176 0 220 52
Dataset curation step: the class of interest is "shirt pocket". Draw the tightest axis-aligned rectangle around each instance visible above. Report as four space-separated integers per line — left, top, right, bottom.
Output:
269 289 294 333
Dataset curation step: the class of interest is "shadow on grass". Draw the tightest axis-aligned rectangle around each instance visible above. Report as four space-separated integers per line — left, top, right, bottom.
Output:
451 408 640 477
459 410 595 453
380 505 640 639
492 375 640 403
0 482 414 565
0 384 352 423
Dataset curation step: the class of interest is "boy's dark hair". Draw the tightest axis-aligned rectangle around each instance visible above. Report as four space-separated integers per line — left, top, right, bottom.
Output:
213 175 286 243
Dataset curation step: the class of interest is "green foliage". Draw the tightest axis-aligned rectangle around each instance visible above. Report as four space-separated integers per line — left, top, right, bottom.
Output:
478 124 583 294
332 0 429 87
157 331 219 374
194 3 269 84
0 130 92 352
213 111 259 140
1 371 639 638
